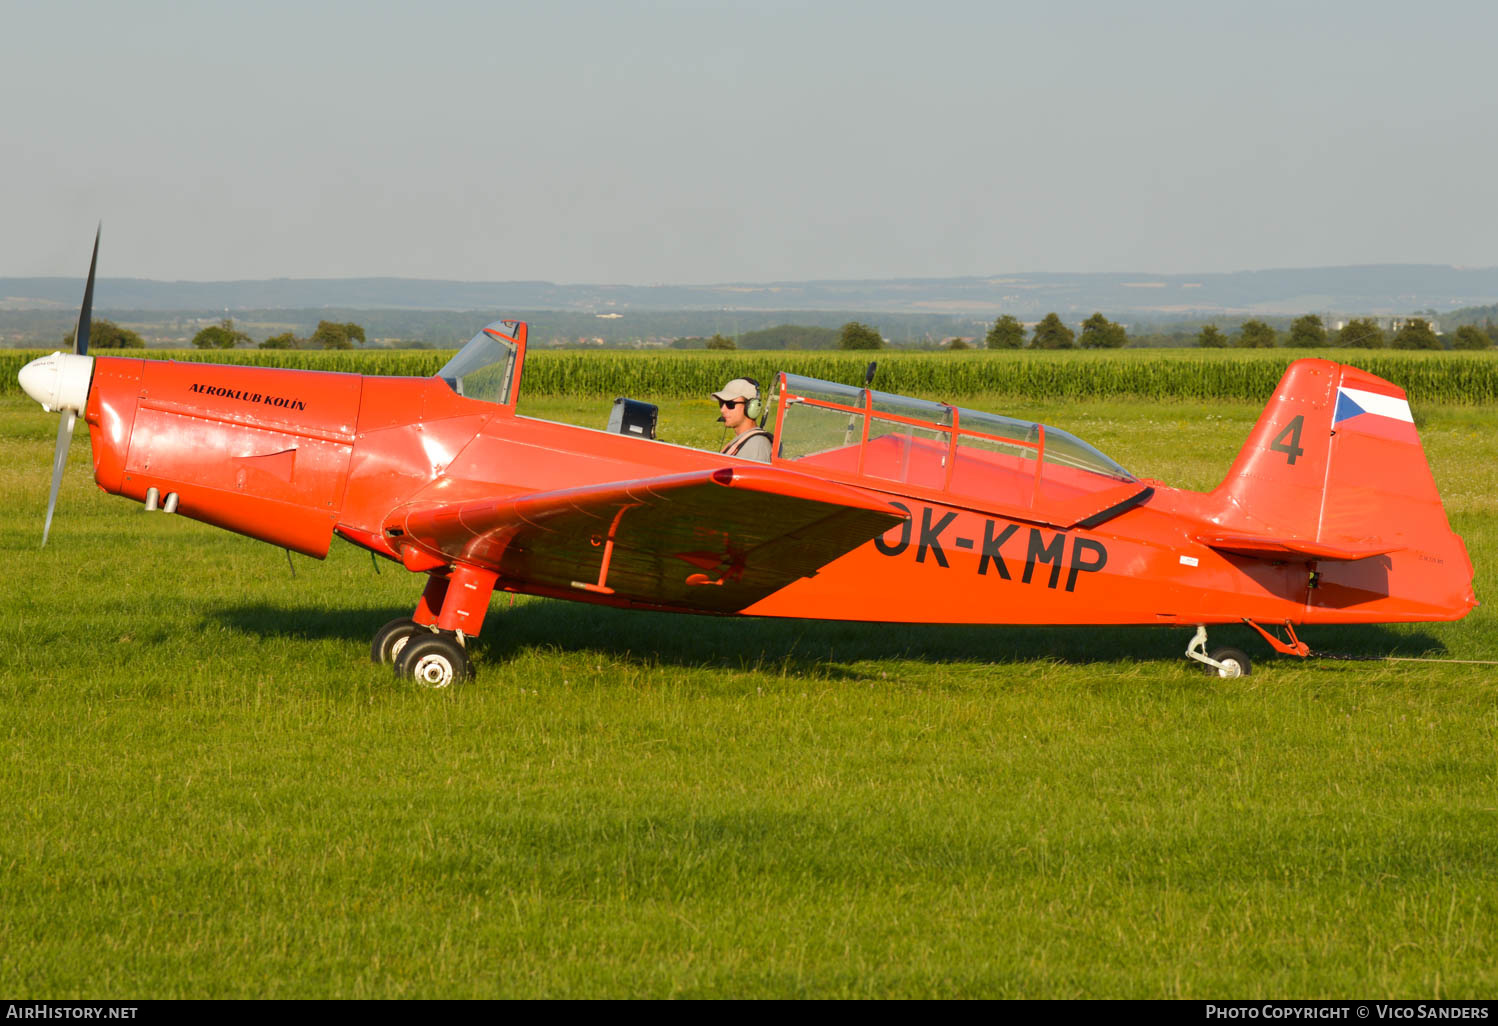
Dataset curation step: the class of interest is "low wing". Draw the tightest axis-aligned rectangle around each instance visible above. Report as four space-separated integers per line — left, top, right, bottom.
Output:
392 466 909 612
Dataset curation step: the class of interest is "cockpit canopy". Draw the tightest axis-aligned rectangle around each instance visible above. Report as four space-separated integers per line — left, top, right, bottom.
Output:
438 320 527 407
430 326 1137 520
772 372 1135 516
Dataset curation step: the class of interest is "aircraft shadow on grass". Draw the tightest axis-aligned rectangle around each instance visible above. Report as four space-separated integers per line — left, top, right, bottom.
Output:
214 600 1446 677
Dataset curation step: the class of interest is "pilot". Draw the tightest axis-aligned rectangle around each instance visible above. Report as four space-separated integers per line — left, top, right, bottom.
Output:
712 378 773 462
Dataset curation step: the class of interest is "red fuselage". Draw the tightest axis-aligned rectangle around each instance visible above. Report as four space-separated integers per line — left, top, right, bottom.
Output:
81 355 1477 633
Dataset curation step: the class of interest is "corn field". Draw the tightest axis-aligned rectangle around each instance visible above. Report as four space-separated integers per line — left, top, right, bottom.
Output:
5 347 1498 404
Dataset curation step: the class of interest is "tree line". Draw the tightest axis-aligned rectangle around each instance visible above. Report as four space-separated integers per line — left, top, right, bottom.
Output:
72 312 1498 353
62 317 370 350
979 312 1497 351
194 319 367 350
674 316 1132 351
683 314 1497 352
842 313 1495 351
1191 315 1492 350
978 313 1129 349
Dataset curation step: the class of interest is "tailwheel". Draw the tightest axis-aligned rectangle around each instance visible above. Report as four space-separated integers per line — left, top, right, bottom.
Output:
1185 625 1253 678
370 617 427 665
1204 647 1251 679
396 631 472 688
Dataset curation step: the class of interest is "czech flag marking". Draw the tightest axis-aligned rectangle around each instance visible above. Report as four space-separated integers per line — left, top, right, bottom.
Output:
1334 386 1417 443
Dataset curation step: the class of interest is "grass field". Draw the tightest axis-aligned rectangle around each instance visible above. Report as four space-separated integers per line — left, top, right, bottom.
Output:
0 388 1494 998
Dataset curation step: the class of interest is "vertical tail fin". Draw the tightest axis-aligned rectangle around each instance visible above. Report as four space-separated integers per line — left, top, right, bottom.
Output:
1205 359 1474 620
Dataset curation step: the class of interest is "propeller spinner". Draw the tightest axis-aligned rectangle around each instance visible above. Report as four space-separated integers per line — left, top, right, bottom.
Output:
18 226 100 546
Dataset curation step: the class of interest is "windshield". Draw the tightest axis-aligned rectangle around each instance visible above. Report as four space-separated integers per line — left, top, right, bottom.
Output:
438 321 523 405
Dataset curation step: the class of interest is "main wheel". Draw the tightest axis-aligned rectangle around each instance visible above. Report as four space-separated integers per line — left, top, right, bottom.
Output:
1205 646 1251 678
396 632 472 688
371 617 425 665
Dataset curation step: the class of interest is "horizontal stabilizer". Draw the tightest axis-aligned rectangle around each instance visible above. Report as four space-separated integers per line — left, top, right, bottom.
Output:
1196 532 1401 563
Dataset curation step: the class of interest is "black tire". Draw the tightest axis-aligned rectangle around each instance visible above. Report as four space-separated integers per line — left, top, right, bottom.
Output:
1205 646 1251 679
371 617 424 665
396 633 472 688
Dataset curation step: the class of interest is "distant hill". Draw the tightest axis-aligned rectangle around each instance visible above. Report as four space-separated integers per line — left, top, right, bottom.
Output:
4 265 1496 319
1443 302 1498 328
0 307 986 349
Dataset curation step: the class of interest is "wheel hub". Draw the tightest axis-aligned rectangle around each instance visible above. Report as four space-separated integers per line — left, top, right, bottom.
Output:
411 654 455 688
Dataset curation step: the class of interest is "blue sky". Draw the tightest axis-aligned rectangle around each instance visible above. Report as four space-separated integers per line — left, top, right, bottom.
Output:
3 0 1494 283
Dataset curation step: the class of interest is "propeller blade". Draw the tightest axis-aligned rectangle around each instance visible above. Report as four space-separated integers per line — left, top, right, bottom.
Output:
73 224 100 356
42 411 76 548
39 226 101 545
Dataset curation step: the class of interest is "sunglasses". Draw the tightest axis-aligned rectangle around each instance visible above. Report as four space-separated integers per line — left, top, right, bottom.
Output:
718 399 744 409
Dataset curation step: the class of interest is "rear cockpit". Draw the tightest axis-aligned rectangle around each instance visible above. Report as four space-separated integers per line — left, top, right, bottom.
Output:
770 372 1144 525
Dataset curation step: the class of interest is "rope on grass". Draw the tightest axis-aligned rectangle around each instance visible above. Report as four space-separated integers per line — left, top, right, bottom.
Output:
1312 651 1498 665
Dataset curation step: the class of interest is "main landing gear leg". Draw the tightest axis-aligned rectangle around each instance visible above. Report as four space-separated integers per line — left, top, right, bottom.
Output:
1185 625 1252 679
370 573 450 666
389 565 499 688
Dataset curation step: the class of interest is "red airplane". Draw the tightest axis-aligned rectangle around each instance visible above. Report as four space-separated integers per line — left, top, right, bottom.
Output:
20 237 1477 685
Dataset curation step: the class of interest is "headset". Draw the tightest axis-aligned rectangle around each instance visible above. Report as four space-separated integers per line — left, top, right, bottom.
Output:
742 377 763 424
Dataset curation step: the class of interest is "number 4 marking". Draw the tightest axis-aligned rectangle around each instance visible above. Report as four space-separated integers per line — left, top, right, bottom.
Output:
1270 415 1305 465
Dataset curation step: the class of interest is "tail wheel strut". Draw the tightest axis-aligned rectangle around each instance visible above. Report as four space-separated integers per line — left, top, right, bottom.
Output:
1185 626 1253 679
1186 621 1312 678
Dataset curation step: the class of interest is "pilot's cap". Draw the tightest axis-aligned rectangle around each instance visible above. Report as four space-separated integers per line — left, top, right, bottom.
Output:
711 378 759 402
